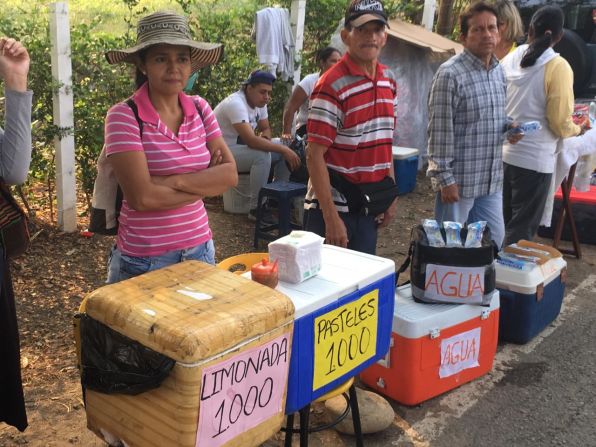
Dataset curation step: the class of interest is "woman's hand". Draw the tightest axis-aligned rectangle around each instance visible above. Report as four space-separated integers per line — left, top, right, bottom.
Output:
209 147 223 167
0 37 30 91
281 133 293 146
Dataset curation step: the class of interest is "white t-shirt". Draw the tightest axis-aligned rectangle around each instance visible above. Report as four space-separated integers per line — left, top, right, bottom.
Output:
295 72 320 130
213 90 268 147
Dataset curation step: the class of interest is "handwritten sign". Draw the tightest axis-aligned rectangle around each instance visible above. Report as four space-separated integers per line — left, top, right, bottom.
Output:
439 327 481 378
196 333 290 447
425 264 485 303
313 290 378 390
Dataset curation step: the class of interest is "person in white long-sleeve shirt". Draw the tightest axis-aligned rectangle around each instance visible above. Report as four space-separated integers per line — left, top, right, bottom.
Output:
0 38 32 185
0 36 33 433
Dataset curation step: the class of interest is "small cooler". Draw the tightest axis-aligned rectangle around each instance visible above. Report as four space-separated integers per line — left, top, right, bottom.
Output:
392 146 419 195
274 245 395 414
496 256 567 344
360 284 499 406
76 261 294 447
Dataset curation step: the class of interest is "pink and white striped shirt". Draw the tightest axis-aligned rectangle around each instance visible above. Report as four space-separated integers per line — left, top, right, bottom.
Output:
104 83 221 257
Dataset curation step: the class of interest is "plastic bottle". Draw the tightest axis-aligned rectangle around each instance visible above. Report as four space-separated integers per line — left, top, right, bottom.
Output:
496 252 535 272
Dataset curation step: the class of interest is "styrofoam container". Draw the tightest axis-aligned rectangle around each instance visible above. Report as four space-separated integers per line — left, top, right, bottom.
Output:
78 261 294 447
392 146 419 195
250 245 395 413
223 172 251 214
496 257 567 343
360 284 500 406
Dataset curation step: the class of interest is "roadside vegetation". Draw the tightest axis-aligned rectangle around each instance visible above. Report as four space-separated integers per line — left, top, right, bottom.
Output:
1 0 439 220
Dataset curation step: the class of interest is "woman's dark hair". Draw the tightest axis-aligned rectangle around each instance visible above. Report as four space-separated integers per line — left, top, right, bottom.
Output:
316 46 340 65
460 1 498 37
134 48 149 89
521 6 564 68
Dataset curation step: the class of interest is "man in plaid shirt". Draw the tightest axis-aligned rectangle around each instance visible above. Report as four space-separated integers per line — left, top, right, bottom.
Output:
427 1 520 248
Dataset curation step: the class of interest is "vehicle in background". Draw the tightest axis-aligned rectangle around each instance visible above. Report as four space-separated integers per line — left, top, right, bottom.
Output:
515 0 596 98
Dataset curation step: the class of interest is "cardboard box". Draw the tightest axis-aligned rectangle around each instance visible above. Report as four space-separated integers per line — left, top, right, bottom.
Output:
360 284 499 405
77 261 294 447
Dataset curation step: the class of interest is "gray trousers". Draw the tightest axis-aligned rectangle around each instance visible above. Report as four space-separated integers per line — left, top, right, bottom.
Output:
503 162 552 246
229 144 290 210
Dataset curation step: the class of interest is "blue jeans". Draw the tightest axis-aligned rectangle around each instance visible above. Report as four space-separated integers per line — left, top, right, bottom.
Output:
106 239 216 284
304 208 378 255
434 191 504 249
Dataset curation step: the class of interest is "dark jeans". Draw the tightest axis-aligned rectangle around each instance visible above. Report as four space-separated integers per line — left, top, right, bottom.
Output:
0 248 27 431
304 208 378 255
503 162 552 246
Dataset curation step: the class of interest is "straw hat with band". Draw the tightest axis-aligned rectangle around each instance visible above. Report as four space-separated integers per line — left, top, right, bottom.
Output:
105 11 224 72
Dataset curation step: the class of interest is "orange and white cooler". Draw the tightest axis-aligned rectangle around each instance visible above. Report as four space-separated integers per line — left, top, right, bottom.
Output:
360 284 500 405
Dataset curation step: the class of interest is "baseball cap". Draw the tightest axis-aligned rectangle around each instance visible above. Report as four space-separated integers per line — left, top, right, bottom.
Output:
345 0 388 28
243 70 276 86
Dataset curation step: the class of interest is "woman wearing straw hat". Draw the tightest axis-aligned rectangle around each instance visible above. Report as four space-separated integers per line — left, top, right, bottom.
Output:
104 11 237 283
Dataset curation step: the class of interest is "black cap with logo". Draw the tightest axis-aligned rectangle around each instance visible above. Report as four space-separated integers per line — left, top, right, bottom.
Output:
345 0 388 28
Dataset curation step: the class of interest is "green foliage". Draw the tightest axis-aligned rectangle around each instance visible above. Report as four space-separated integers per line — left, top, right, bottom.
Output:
1 8 57 189
1 8 133 204
70 23 132 196
391 0 425 24
2 0 417 218
181 0 293 132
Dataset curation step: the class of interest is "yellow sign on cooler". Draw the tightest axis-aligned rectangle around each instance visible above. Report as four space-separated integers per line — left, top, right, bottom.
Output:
312 290 379 390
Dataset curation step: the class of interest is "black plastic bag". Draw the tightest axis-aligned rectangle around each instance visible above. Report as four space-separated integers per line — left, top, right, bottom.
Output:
79 314 175 395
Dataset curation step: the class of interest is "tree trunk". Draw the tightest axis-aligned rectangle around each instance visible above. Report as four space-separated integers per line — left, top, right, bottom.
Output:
436 0 455 36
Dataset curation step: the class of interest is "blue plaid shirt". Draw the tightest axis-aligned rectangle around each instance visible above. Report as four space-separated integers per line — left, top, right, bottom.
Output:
427 49 507 198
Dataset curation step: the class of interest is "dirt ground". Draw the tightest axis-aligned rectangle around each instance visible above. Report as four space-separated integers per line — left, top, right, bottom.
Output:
0 174 440 446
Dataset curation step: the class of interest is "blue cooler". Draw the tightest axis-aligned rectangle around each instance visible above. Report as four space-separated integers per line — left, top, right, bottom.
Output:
392 146 419 195
274 245 395 414
496 257 567 344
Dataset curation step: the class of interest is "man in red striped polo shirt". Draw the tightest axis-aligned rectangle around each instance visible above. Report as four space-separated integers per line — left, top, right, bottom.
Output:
305 0 398 255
